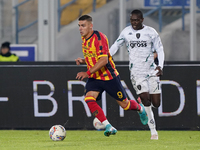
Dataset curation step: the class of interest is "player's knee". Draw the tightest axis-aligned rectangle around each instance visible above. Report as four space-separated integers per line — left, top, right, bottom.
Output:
152 101 160 108
142 100 151 106
151 94 161 108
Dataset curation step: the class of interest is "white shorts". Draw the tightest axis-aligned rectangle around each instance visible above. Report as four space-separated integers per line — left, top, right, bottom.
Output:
131 76 161 95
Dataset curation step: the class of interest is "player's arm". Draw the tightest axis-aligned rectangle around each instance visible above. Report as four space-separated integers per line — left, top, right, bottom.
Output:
88 56 108 74
155 50 164 76
153 34 165 76
109 33 125 56
110 42 120 56
75 57 86 65
157 49 164 69
76 56 108 80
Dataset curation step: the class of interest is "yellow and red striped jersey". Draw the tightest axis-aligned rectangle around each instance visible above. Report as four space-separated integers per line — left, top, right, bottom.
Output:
82 30 119 80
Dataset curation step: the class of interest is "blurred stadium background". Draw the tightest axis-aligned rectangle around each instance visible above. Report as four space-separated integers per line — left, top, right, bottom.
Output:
0 0 200 61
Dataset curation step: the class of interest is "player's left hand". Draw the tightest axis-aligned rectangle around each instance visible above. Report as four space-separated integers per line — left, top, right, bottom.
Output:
76 72 89 80
155 66 163 76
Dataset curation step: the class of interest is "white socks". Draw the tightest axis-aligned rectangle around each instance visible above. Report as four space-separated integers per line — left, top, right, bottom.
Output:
138 105 143 113
102 120 110 126
144 106 158 135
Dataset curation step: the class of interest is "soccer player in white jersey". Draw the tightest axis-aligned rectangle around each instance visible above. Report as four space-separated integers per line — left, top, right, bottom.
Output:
109 9 164 140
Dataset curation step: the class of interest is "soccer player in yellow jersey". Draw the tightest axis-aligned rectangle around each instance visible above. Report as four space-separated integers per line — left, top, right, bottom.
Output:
75 15 148 137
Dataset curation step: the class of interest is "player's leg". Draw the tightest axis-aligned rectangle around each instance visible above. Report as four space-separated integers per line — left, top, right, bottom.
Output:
84 78 117 136
139 92 158 140
139 92 158 136
116 98 140 111
146 76 161 140
146 93 160 140
131 77 158 139
149 76 161 109
139 92 151 106
85 92 117 136
116 99 148 125
105 76 148 125
85 91 106 123
150 93 161 108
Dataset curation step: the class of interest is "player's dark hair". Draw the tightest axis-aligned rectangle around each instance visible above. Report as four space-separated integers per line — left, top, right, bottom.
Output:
78 15 92 22
130 9 143 19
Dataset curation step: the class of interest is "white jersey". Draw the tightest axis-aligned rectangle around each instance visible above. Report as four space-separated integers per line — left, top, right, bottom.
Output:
110 25 164 78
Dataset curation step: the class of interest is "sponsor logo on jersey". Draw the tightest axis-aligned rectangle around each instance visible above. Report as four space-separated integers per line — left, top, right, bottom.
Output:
128 32 132 35
130 41 147 48
83 52 97 57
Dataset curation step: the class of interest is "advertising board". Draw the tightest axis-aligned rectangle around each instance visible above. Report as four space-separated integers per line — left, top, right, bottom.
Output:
0 62 199 130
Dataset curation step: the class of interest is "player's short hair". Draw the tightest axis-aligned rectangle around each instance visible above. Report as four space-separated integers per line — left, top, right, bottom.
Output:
78 15 92 22
130 9 143 19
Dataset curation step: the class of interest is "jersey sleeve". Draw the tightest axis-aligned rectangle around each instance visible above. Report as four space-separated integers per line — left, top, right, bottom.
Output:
152 30 165 69
109 31 125 56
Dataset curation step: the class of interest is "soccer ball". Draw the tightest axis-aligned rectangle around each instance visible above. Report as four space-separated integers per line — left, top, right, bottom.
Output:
93 117 105 130
49 125 66 141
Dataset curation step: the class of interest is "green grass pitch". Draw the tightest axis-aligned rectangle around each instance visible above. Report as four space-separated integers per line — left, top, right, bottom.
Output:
0 130 199 150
